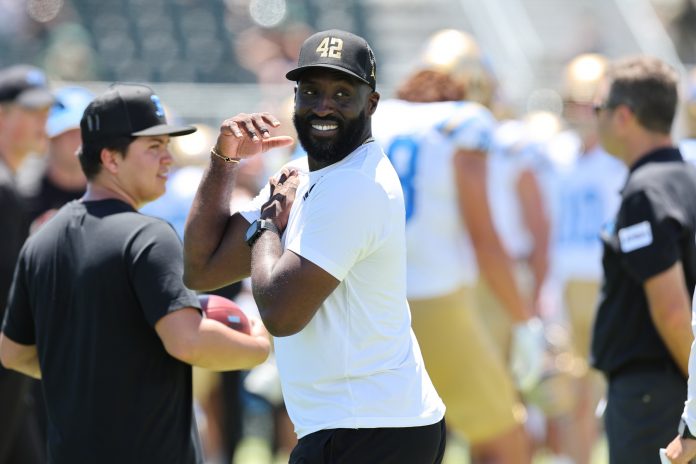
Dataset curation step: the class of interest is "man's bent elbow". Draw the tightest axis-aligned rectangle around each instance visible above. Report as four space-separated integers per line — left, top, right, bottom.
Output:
162 334 198 365
259 310 307 338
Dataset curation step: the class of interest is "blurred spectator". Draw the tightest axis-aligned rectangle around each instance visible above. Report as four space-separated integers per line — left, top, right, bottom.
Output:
0 63 52 464
20 85 93 231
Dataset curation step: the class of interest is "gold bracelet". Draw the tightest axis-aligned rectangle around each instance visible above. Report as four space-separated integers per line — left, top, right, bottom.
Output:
211 146 241 163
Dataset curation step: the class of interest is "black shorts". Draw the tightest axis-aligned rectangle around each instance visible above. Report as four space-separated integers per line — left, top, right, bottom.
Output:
289 418 446 464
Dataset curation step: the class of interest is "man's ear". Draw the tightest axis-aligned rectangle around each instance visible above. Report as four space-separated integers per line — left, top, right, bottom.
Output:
614 104 637 131
366 91 380 117
100 148 121 175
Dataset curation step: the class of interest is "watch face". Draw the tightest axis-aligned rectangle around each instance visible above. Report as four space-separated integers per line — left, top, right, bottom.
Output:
245 220 259 243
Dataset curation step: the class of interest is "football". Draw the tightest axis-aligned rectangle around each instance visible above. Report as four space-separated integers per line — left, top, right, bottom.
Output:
198 294 251 335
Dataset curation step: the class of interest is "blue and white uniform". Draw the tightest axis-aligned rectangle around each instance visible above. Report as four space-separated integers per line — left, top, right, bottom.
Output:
372 99 495 299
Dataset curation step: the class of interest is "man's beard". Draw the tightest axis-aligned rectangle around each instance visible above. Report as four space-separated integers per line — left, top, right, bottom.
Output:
293 110 367 165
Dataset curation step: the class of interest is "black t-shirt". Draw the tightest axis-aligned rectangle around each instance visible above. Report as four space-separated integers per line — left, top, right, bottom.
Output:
2 199 203 464
592 148 696 376
0 159 29 322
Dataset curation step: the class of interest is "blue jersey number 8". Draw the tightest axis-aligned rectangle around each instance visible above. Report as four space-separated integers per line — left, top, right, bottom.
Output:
387 135 419 222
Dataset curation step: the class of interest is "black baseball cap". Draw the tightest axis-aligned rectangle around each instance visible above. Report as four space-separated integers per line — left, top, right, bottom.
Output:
0 64 54 108
286 29 377 90
80 83 196 142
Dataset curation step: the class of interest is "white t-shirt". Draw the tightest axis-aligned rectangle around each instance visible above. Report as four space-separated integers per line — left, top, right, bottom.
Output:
372 99 496 298
239 142 445 438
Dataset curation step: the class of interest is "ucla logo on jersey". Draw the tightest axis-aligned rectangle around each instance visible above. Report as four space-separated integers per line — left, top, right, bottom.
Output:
150 95 165 118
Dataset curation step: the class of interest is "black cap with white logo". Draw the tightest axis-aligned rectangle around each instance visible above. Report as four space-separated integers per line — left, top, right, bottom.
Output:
0 64 54 108
80 83 196 142
286 29 377 90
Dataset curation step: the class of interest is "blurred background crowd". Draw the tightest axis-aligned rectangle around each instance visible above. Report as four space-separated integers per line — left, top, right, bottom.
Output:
1 0 696 119
3 0 696 463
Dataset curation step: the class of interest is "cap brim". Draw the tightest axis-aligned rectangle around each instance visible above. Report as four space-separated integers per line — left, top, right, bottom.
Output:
46 112 82 138
17 88 54 109
286 64 370 86
131 124 197 137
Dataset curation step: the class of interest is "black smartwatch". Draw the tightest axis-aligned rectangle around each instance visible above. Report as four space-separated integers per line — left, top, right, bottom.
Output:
245 219 280 247
680 419 696 440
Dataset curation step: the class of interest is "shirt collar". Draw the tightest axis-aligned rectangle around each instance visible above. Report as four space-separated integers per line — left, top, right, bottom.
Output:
629 146 683 174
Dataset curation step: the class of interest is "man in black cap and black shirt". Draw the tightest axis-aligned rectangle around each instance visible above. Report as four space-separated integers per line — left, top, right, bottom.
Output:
0 83 270 464
0 63 53 464
590 56 696 463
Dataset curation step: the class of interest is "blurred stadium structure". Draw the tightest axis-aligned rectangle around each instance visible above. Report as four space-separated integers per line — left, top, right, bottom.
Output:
1 0 695 127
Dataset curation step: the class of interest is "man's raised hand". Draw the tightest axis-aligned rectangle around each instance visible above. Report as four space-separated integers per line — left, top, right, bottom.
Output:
216 112 294 160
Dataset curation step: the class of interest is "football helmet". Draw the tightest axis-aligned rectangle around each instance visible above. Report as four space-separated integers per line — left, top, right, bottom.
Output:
420 29 496 107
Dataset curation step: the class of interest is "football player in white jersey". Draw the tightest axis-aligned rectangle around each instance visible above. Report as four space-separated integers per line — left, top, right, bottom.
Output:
372 29 544 464
537 53 627 464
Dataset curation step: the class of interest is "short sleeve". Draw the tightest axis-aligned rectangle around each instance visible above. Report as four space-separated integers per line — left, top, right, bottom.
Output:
437 103 496 152
617 190 681 282
128 220 201 327
2 251 36 345
285 171 389 281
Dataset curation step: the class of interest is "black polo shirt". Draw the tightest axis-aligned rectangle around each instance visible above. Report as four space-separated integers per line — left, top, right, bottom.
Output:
592 147 696 377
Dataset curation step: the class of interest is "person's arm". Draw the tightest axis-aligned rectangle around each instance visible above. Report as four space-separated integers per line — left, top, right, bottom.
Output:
184 113 293 291
454 149 533 322
516 167 550 306
249 168 340 337
252 234 340 337
455 148 544 390
0 333 40 379
644 261 693 377
155 308 270 371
